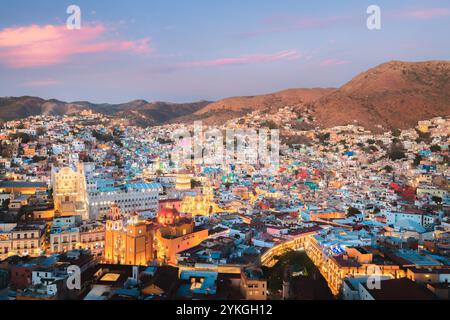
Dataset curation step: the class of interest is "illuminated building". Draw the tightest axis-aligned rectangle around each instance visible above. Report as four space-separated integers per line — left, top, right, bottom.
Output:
51 163 89 220
0 181 47 196
31 208 55 221
157 207 183 225
79 222 105 256
305 238 405 295
0 232 11 261
175 170 194 190
10 224 46 257
158 199 182 212
155 207 208 265
240 267 267 300
50 227 80 253
260 227 320 267
180 186 224 216
104 204 153 266
88 182 162 219
309 209 346 221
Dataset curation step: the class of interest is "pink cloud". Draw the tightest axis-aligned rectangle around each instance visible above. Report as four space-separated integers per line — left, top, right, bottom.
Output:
320 59 349 67
0 24 153 68
23 79 61 87
181 50 302 68
396 7 450 19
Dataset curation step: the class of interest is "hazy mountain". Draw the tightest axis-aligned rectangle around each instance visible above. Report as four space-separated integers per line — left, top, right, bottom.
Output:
0 97 209 126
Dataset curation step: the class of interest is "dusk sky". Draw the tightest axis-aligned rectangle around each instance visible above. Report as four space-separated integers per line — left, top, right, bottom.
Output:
0 0 449 103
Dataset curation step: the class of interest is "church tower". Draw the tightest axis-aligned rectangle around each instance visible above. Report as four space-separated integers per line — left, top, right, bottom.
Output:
104 204 125 264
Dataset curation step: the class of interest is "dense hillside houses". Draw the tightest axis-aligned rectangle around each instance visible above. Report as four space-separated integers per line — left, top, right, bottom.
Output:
0 110 448 300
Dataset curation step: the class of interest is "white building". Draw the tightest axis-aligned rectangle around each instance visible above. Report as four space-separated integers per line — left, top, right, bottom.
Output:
88 182 162 219
385 211 435 228
50 227 80 253
10 224 46 257
51 163 89 220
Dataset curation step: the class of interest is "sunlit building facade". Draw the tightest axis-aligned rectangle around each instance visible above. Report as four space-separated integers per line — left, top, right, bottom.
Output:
104 204 153 266
51 163 89 220
155 207 208 264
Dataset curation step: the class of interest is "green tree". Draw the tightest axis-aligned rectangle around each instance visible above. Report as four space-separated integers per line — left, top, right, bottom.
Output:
383 165 394 173
431 196 442 204
391 129 401 137
347 207 361 216
430 145 441 153
388 143 406 161
413 154 422 167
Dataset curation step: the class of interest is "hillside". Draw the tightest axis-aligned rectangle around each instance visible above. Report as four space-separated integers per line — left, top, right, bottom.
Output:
312 60 450 131
0 97 209 126
1 61 449 130
174 88 335 124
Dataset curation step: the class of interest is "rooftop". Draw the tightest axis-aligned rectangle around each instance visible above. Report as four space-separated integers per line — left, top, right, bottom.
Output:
361 278 436 300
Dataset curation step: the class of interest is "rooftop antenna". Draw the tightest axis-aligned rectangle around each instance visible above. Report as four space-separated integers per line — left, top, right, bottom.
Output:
132 265 139 282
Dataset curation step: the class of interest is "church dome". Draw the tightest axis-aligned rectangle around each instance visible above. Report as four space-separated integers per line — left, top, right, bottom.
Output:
157 207 180 224
158 207 180 218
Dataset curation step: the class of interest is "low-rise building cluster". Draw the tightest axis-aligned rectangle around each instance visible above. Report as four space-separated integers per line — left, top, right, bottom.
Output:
0 110 448 300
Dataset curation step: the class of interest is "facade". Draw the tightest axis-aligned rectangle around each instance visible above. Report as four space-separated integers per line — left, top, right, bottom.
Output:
0 233 11 261
180 186 222 216
155 208 208 264
305 238 405 295
406 268 450 284
79 222 105 256
260 227 320 267
50 227 80 253
0 181 48 195
88 182 162 219
10 225 46 257
385 211 435 227
51 163 89 220
240 267 267 300
158 199 183 213
175 172 193 190
104 204 153 266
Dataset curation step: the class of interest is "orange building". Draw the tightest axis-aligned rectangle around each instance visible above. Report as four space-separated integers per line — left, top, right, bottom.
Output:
23 147 36 157
0 181 47 195
104 204 153 266
155 207 208 265
309 210 346 221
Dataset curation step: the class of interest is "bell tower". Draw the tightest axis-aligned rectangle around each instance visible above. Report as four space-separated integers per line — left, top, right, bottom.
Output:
105 203 125 264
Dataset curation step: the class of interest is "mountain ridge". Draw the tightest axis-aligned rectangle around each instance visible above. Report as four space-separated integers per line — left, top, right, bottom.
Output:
313 60 450 131
1 60 449 130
